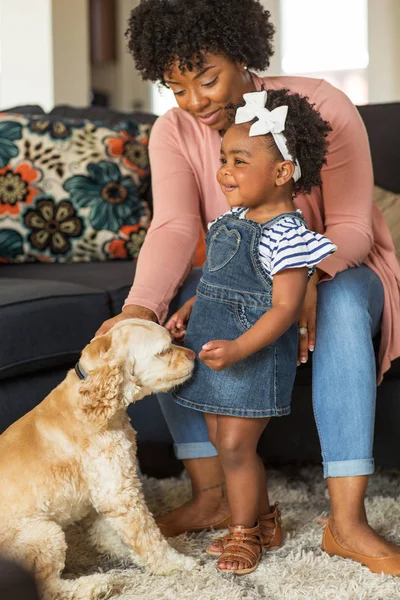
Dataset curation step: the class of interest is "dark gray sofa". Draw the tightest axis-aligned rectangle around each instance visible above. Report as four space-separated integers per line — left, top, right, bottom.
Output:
1 102 399 476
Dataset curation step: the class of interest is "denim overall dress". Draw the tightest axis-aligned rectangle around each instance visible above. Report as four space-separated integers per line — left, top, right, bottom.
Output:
173 210 308 418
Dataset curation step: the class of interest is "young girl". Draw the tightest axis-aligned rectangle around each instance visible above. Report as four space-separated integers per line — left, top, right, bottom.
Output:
166 89 336 575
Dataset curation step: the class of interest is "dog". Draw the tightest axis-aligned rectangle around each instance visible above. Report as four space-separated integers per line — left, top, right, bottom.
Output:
0 319 196 600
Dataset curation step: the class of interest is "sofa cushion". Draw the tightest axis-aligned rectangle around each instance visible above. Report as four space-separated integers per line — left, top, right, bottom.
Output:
0 276 111 379
0 113 152 263
50 105 158 127
357 103 400 194
0 260 137 322
373 186 400 261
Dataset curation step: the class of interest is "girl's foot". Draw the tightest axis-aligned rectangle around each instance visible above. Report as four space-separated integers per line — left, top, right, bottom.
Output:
217 524 262 575
206 502 282 556
156 485 230 537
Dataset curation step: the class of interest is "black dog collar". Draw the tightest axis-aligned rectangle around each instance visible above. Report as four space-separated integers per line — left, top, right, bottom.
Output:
74 361 89 380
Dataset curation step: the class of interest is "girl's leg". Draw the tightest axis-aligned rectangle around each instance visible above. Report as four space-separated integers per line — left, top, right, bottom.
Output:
205 414 270 571
314 265 400 557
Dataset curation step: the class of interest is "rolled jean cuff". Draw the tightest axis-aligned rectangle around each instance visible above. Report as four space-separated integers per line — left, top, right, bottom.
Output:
323 458 375 479
174 441 218 460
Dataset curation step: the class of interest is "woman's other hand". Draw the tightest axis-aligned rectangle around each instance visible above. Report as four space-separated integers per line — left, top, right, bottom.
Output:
297 270 322 365
199 339 241 371
94 304 158 337
165 296 196 340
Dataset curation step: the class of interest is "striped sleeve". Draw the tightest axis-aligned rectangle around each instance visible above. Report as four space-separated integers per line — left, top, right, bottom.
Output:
268 222 337 277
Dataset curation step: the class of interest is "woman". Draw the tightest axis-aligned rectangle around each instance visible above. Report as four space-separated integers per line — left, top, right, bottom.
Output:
96 0 400 573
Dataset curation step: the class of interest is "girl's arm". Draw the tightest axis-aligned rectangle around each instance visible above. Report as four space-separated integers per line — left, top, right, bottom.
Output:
200 268 308 371
165 295 196 340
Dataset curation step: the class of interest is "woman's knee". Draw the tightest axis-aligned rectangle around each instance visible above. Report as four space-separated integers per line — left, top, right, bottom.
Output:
316 268 381 346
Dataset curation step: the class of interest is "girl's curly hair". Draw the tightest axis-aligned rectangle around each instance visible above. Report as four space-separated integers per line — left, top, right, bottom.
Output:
126 0 275 83
229 89 332 196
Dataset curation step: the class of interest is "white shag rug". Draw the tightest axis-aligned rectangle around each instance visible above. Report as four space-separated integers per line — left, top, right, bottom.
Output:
64 466 400 600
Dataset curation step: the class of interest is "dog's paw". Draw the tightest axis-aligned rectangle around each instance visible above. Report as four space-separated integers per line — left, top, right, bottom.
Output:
150 554 197 575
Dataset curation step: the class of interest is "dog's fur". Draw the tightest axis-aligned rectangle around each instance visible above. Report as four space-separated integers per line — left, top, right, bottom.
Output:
0 319 196 600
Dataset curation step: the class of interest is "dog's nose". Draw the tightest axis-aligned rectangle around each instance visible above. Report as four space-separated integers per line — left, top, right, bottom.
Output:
184 348 196 360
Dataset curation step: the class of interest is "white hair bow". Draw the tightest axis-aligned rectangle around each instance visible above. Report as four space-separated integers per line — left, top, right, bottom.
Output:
235 90 302 182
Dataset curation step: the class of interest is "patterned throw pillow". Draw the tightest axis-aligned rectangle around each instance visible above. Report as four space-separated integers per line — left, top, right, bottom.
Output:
0 113 152 263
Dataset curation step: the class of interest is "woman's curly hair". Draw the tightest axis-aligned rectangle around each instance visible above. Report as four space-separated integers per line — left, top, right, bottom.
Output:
126 0 275 83
229 89 332 196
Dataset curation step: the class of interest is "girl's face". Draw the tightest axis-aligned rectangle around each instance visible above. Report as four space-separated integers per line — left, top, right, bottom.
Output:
164 53 255 131
217 124 290 210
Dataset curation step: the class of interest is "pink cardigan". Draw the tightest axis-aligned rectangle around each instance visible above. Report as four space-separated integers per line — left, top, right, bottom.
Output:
125 74 400 382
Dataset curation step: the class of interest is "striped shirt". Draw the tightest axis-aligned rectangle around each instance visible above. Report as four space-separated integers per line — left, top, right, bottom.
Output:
208 208 337 278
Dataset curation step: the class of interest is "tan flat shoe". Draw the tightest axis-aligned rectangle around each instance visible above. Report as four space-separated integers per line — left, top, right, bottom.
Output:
322 517 400 576
156 512 231 538
206 502 283 556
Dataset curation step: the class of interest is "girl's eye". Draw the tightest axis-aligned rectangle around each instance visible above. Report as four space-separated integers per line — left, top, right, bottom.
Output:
235 159 245 165
173 90 185 97
219 158 227 165
202 77 218 88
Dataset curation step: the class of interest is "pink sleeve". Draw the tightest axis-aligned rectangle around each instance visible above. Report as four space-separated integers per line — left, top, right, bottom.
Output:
123 112 201 323
316 82 374 280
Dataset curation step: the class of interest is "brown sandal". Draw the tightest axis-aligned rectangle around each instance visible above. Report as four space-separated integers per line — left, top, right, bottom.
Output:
217 523 262 575
206 502 282 557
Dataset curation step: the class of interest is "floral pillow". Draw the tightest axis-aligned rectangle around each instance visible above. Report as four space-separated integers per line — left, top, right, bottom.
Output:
0 113 153 263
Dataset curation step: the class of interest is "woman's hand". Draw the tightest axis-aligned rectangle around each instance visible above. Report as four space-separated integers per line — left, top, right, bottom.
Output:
164 296 196 340
94 304 158 337
199 339 241 371
297 270 322 365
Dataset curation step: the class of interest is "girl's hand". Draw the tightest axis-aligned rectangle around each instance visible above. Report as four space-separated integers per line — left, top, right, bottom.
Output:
199 340 241 371
297 271 320 365
165 296 196 340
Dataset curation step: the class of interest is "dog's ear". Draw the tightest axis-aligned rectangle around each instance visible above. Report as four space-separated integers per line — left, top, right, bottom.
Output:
85 334 112 361
79 335 142 427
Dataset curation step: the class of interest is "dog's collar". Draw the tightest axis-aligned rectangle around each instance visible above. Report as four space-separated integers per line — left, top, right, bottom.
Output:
75 361 89 380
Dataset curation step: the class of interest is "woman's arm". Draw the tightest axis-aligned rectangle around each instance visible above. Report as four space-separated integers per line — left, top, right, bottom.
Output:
316 82 374 279
123 112 202 324
199 268 308 370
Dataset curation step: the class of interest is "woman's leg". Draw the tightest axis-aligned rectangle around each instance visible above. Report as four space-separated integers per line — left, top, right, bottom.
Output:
206 414 270 571
157 269 229 529
314 265 400 557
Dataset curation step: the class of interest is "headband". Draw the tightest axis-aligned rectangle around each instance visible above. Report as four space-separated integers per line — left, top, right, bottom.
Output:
235 90 302 182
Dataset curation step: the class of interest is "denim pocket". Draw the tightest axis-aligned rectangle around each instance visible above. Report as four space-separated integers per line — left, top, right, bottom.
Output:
207 226 241 272
235 303 270 332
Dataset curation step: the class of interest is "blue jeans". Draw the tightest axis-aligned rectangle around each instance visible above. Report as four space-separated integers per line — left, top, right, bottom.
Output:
158 265 384 476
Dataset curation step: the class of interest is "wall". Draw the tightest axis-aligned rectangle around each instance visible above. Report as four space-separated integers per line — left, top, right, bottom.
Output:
91 0 151 111
52 0 91 106
368 0 400 103
0 0 54 110
0 0 90 111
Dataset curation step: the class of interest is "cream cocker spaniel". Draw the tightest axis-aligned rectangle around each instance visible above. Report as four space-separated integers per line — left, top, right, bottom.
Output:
0 319 196 600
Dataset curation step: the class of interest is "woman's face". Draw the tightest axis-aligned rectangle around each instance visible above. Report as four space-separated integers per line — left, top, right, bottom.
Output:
163 53 255 131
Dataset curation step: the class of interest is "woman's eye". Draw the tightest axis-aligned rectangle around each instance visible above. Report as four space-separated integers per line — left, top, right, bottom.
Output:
173 90 185 97
202 77 218 88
